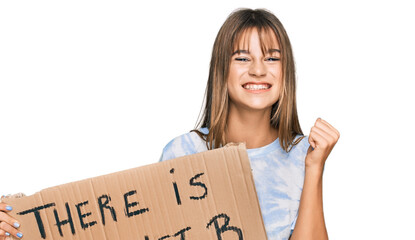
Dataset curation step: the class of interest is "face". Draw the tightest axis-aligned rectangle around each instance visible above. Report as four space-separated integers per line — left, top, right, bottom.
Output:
227 28 282 113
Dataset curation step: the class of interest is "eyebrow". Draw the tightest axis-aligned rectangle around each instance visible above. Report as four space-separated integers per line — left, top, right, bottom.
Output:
231 48 281 56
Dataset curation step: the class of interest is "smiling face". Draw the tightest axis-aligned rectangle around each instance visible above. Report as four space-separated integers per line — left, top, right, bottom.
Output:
227 27 282 113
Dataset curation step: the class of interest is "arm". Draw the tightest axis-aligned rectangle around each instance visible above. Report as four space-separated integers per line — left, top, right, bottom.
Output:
290 118 340 240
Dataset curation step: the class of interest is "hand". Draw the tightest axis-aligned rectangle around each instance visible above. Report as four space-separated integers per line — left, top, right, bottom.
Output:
306 118 340 171
0 196 23 239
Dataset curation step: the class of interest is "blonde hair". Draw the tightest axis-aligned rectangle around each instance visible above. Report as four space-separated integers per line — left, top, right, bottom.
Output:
193 8 304 152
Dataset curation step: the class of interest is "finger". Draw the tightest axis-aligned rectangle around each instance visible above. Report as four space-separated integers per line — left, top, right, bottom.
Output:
0 212 20 232
0 203 13 212
306 145 314 155
312 124 337 145
318 118 340 138
314 121 339 142
0 222 23 239
0 229 7 238
309 125 331 150
310 126 330 150
308 131 316 149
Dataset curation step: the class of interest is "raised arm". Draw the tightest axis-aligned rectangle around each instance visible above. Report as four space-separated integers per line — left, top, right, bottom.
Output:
290 118 340 240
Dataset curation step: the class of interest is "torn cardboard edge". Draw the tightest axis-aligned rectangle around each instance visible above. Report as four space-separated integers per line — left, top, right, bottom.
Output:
6 143 268 239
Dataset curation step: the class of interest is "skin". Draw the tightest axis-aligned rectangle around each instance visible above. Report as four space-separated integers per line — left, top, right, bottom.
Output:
0 27 339 240
226 28 339 239
226 28 281 148
0 202 22 239
290 118 339 240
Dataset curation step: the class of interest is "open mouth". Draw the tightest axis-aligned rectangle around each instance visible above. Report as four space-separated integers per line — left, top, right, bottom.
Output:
242 83 272 90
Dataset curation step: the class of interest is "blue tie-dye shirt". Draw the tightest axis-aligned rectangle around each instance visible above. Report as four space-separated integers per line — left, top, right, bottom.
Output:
159 127 310 240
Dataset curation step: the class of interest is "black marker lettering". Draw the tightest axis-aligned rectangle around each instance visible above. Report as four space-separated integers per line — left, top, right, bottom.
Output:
75 201 97 229
17 203 55 239
158 235 170 240
174 226 191 240
53 202 75 237
124 190 149 217
189 173 207 200
98 194 117 225
206 213 243 240
157 226 192 240
172 182 181 205
170 168 182 205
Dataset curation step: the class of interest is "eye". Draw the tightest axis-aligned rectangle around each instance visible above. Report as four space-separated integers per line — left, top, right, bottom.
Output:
266 57 280 62
235 57 250 62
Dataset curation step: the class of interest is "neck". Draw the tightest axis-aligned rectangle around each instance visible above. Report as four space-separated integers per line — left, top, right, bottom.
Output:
226 104 278 149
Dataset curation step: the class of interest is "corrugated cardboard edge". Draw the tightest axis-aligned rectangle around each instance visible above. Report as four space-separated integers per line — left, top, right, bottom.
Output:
18 143 250 196
5 143 268 239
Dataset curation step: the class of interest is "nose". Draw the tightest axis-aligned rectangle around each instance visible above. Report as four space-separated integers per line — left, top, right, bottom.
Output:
248 59 266 77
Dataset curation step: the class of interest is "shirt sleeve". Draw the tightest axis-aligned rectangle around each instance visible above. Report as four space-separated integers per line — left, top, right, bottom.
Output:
158 138 176 162
290 212 298 237
158 152 164 162
158 131 207 163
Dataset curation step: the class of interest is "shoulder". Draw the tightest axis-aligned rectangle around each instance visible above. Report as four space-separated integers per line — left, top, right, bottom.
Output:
286 134 310 165
291 134 310 152
159 128 209 162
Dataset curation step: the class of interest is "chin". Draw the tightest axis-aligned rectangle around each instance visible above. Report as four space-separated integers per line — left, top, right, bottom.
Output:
241 103 274 112
229 97 277 112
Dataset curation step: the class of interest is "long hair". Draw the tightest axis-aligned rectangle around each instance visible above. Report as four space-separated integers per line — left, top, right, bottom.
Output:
193 8 304 152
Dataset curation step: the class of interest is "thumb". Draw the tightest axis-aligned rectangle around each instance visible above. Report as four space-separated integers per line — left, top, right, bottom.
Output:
307 145 314 155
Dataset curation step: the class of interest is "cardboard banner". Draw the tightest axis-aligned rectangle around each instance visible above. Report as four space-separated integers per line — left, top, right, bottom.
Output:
6 143 267 239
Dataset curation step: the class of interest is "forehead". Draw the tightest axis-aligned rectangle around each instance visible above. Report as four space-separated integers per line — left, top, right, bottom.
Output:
233 27 280 50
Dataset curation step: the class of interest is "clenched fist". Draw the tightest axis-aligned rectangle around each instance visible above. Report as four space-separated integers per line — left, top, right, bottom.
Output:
306 118 340 171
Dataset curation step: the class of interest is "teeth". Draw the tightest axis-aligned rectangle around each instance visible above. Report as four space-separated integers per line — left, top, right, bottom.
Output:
243 84 270 90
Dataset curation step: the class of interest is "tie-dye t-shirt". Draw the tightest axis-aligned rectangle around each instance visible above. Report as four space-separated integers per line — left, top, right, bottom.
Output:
159 127 310 240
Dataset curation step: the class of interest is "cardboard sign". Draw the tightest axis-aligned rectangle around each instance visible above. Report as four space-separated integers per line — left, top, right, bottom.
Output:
6 143 267 239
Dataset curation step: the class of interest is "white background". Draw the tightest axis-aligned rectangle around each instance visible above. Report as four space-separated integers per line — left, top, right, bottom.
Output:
1 0 414 239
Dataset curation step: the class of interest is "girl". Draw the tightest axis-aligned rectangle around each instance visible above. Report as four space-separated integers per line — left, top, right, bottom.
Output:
159 8 339 240
0 8 339 240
